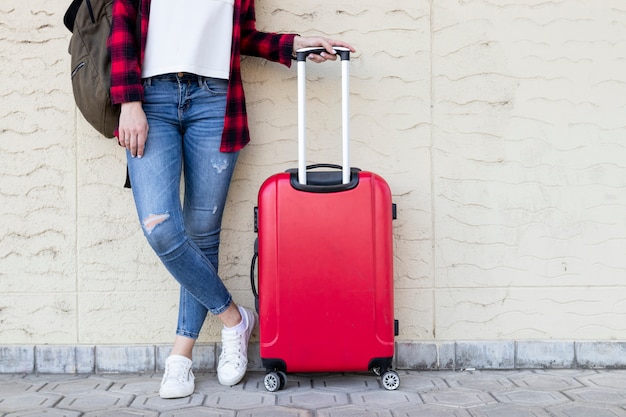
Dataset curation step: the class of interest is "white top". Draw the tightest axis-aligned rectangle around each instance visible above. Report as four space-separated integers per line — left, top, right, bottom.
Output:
142 0 234 79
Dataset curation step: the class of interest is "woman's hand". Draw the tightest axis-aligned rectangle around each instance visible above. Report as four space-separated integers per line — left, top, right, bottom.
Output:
117 101 149 158
292 35 356 63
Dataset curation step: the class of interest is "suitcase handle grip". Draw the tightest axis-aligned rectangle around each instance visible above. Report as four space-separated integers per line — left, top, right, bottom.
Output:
296 46 351 62
287 166 361 193
306 163 342 171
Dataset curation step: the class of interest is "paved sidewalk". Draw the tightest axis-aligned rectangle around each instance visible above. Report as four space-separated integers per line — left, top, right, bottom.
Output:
1 369 626 416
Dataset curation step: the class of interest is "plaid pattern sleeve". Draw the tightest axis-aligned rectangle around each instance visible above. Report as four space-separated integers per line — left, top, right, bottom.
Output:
109 0 145 105
239 0 297 66
220 0 296 152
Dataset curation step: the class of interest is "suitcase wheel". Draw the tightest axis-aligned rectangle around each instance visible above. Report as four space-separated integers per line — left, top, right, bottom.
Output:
264 371 287 392
381 370 400 391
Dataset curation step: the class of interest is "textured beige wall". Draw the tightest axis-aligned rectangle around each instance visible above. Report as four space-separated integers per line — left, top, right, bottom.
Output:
1 0 625 346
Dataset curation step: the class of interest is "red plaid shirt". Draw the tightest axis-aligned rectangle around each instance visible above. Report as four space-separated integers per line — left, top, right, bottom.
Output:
109 0 297 152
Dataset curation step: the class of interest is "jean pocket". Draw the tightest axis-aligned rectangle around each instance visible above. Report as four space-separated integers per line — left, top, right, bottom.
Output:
200 78 228 95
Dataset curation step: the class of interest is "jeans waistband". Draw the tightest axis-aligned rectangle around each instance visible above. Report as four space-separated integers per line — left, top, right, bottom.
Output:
144 72 215 84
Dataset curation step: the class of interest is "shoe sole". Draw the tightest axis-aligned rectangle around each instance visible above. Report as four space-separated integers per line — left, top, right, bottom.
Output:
159 387 194 399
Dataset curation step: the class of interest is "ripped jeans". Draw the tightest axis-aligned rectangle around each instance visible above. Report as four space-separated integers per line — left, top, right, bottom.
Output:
127 73 238 339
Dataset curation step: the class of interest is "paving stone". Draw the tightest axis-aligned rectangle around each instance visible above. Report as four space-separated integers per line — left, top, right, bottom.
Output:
444 370 516 391
195 372 251 393
159 407 235 417
508 370 584 391
83 411 158 417
350 389 423 408
312 373 381 392
491 389 569 406
5 409 81 417
236 406 313 417
469 404 552 417
39 375 111 395
204 390 275 410
276 389 350 409
391 371 447 392
56 392 134 412
0 393 62 414
316 405 393 417
129 393 205 412
393 404 472 417
107 374 161 395
0 377 46 395
547 403 626 417
564 387 626 406
421 388 497 408
5 374 89 387
576 371 626 391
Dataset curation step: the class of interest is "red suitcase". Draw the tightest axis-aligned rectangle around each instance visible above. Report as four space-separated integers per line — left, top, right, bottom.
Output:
251 47 399 391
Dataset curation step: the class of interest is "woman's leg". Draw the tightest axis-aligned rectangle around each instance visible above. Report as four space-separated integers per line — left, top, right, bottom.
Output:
171 100 242 358
179 76 255 386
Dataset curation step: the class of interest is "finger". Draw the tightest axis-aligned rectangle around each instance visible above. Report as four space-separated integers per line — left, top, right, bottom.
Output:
129 136 139 158
125 136 135 158
322 51 338 61
117 129 127 147
328 40 356 53
320 38 337 55
136 135 147 158
312 54 327 63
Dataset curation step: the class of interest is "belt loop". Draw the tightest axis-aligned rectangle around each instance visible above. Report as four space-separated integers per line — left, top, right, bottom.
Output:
198 75 204 88
143 77 152 87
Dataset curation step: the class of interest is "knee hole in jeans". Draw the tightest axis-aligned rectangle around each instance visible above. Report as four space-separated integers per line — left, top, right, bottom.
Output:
142 213 170 235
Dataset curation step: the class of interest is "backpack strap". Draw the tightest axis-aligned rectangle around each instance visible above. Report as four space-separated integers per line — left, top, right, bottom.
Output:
63 0 83 32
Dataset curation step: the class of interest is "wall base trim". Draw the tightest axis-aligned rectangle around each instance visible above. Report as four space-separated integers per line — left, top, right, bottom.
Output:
1 341 625 373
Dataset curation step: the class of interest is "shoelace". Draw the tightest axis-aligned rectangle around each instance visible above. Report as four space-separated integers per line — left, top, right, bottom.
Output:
163 361 192 384
220 330 243 366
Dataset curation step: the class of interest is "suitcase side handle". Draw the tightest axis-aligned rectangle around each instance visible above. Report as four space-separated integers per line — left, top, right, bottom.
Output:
297 47 351 186
250 237 259 313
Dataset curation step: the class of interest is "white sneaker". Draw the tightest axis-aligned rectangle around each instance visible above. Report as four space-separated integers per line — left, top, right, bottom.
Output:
217 306 255 386
159 355 195 399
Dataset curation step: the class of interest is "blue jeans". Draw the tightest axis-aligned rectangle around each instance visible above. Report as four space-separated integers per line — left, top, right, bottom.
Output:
127 73 238 339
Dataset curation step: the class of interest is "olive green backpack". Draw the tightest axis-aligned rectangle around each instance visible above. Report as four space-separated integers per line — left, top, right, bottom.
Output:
64 0 118 138
64 0 139 138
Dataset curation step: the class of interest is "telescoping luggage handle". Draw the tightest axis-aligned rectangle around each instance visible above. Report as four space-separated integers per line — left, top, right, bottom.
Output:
296 46 351 186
